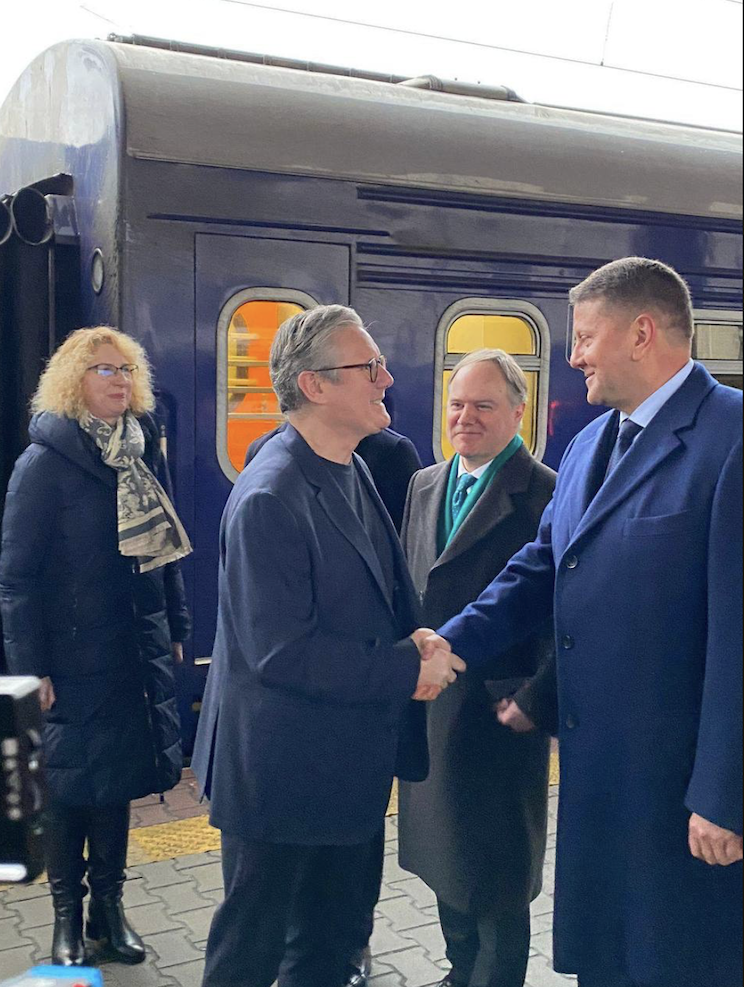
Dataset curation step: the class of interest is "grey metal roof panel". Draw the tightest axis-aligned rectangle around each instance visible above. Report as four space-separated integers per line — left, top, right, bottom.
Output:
2 40 741 221
109 42 742 221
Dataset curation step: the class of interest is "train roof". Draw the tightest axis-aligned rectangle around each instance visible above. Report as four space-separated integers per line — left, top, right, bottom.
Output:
1 39 742 221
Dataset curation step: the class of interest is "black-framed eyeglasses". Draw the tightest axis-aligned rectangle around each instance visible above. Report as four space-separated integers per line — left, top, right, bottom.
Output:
311 355 388 383
86 363 138 380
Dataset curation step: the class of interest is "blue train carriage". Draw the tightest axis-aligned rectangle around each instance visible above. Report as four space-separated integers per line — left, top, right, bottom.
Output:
0 38 741 746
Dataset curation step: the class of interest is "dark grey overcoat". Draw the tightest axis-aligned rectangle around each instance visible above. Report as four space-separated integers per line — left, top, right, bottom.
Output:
398 444 556 915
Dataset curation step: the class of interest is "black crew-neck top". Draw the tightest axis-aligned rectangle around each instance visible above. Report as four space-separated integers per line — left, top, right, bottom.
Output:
322 455 396 607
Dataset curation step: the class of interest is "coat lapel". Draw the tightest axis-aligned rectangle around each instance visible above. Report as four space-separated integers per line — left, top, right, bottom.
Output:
435 445 535 569
356 461 422 628
408 462 450 577
561 412 618 542
282 426 397 617
568 364 717 549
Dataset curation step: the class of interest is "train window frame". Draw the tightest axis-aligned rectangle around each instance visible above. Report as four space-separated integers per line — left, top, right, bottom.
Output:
216 287 320 483
691 308 743 388
433 298 551 463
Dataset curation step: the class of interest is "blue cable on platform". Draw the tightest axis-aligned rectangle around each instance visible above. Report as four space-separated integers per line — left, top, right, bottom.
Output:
1 967 103 986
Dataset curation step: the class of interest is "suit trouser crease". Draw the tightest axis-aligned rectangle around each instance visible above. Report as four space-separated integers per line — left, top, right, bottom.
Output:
347 827 385 954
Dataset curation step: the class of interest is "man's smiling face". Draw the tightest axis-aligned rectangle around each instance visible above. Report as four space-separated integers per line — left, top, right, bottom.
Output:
447 361 525 469
570 299 637 410
319 326 393 440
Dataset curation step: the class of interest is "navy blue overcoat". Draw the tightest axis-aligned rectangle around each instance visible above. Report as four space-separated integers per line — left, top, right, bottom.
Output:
0 412 190 806
192 424 427 846
440 364 743 987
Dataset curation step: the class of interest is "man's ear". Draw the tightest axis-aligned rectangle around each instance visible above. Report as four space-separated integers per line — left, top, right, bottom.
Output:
631 313 657 361
297 369 329 405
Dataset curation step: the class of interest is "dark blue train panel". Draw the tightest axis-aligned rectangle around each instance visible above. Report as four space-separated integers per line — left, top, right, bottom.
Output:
1 40 741 747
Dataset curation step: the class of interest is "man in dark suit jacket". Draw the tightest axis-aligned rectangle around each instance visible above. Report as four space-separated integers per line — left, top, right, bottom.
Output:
192 304 464 987
245 415 421 987
245 423 421 533
399 350 556 987
437 259 743 987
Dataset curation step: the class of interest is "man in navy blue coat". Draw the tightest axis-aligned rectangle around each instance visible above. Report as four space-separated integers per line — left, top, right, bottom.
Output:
192 304 464 987
437 258 743 987
244 415 422 987
245 422 422 534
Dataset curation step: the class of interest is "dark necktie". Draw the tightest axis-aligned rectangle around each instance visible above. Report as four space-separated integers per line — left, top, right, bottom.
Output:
605 419 643 479
451 472 477 523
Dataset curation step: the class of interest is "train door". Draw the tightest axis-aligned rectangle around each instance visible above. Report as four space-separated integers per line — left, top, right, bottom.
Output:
192 233 350 678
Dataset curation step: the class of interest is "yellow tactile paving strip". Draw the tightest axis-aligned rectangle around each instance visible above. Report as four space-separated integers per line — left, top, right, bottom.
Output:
125 753 560 866
127 788 402 865
550 750 560 786
128 815 220 865
3 756 561 879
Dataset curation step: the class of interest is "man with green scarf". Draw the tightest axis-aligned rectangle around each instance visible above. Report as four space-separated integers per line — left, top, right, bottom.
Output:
398 349 557 987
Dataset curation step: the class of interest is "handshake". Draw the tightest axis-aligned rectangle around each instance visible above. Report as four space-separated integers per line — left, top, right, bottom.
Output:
409 629 466 701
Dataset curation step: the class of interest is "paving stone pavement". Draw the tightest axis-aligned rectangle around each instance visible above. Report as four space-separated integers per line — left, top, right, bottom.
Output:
0 792 574 987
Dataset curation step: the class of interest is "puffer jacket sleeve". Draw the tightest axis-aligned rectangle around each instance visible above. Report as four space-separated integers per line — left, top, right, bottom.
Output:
0 448 59 677
141 412 192 643
163 564 191 643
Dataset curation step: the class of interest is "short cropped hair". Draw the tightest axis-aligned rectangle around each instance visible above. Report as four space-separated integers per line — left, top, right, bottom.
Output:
569 257 694 341
270 305 364 413
449 349 529 408
32 326 155 420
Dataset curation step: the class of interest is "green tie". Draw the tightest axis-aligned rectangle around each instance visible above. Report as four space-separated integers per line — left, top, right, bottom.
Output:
451 472 477 524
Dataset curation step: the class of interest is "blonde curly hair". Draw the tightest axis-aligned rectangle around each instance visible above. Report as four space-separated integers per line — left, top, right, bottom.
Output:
32 327 156 420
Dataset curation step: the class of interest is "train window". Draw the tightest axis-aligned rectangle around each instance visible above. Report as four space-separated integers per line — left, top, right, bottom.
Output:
692 312 743 391
448 315 536 355
216 288 319 482
434 300 550 462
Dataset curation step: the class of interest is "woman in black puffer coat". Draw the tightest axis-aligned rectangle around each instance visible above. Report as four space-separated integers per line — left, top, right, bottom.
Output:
0 327 191 969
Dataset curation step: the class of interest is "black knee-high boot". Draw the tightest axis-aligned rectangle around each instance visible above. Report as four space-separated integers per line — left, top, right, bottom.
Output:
85 803 145 965
45 802 88 967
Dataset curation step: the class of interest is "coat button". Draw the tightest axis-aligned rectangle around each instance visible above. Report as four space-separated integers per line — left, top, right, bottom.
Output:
562 635 575 650
565 554 579 569
565 714 579 730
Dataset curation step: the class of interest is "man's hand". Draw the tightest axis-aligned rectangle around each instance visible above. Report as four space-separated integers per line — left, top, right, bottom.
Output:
171 642 184 665
413 648 466 701
39 676 56 713
411 628 452 661
495 698 536 733
689 813 743 866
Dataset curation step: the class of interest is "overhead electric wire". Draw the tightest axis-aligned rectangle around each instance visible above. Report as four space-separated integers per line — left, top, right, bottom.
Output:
220 0 742 93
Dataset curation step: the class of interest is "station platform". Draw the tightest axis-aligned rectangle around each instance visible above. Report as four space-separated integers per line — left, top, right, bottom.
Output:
1 763 572 987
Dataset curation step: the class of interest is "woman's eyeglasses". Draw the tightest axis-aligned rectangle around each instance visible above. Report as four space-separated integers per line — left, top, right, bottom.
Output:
86 364 138 380
311 355 388 383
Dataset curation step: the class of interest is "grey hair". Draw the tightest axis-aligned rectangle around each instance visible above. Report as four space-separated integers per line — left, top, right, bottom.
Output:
569 257 694 342
270 304 364 413
449 349 529 407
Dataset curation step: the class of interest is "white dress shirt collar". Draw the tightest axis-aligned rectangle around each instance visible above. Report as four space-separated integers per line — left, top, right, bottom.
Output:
457 457 494 480
621 359 695 427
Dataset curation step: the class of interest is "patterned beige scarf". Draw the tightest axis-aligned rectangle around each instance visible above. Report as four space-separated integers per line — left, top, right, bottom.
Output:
81 412 193 573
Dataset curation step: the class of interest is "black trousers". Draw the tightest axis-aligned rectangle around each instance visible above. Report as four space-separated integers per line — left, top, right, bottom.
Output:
438 898 531 987
346 826 385 956
201 833 375 987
